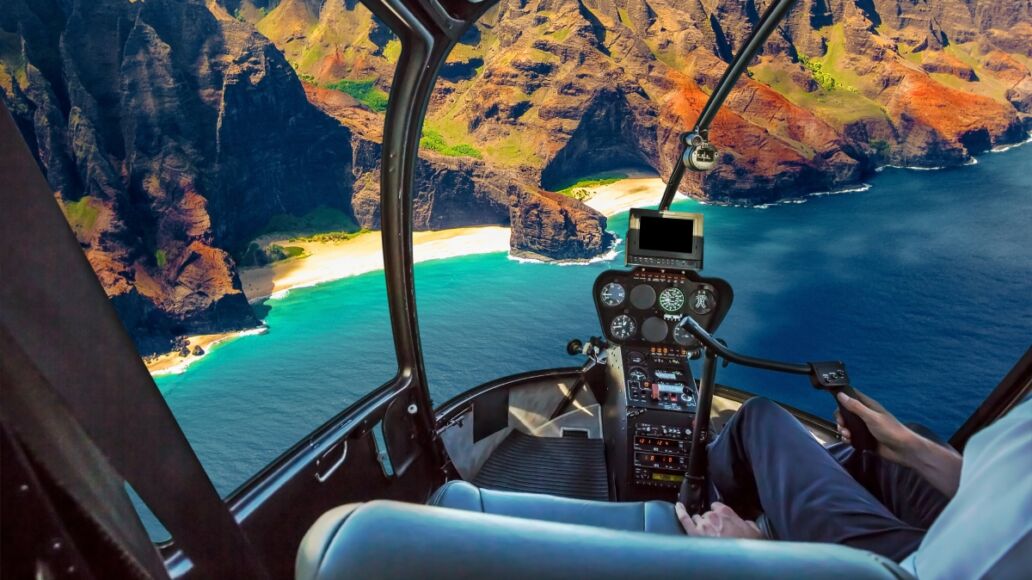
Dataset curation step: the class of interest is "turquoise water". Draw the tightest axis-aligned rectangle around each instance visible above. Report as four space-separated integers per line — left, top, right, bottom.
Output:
155 145 1032 505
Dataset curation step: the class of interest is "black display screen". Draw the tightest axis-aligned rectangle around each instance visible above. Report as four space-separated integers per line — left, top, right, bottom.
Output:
635 452 686 466
636 436 683 449
638 216 694 254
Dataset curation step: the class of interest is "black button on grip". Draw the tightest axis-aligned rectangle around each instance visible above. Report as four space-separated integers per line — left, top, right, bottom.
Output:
808 361 876 452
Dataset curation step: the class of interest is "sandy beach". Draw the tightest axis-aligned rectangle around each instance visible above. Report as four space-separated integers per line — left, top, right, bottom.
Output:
239 226 512 301
147 175 672 374
146 329 267 376
238 175 667 301
580 171 665 215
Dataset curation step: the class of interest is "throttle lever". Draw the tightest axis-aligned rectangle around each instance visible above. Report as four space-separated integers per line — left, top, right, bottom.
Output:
809 361 877 452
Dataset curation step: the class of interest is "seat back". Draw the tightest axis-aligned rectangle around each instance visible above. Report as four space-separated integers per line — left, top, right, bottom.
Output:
297 500 910 580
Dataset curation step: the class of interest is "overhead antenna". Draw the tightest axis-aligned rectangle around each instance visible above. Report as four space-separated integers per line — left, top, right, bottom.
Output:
657 0 798 211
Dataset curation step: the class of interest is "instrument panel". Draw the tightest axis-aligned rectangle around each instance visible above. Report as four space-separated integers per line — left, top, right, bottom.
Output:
593 268 733 350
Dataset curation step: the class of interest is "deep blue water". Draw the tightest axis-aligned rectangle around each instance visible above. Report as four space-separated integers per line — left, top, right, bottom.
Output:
154 145 1031 511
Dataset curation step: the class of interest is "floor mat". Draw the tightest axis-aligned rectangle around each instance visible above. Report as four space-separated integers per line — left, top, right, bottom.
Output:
473 430 609 500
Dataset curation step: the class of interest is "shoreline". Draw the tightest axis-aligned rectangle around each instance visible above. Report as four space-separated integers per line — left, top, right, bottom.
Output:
146 328 268 376
147 178 666 375
146 137 1031 376
239 226 514 302
239 176 668 302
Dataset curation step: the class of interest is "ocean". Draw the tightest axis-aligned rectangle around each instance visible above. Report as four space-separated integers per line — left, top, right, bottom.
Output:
153 144 1031 510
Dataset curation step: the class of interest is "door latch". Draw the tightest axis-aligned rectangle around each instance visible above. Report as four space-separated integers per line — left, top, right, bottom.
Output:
314 440 348 483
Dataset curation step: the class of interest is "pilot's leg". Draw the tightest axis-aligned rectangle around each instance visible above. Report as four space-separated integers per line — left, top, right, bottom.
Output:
706 397 925 562
829 424 950 530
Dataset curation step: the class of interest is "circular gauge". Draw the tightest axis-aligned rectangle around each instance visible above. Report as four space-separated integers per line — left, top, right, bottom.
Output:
599 282 626 307
642 316 669 343
688 288 716 315
627 368 648 382
659 287 686 312
609 315 637 341
627 351 646 365
673 325 698 347
630 284 657 310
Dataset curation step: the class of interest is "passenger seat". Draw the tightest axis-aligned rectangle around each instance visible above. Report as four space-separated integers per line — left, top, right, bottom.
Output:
429 480 683 534
296 497 910 579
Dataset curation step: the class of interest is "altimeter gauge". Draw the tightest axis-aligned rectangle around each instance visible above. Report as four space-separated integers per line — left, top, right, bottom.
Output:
659 287 686 312
609 315 637 341
599 282 626 307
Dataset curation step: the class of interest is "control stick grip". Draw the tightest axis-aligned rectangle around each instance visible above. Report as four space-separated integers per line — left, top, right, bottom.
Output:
809 362 876 453
832 385 877 452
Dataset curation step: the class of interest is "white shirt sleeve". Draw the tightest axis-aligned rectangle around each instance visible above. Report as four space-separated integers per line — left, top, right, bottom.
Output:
901 398 1032 579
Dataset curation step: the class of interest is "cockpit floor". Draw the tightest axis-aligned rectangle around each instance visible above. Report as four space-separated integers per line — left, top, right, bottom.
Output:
473 431 609 501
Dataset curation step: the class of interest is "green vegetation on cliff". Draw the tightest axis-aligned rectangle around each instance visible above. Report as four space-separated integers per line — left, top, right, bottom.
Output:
290 229 371 243
262 207 359 237
327 79 390 112
554 172 627 195
60 197 101 239
239 242 307 266
799 56 853 92
750 60 886 129
420 129 483 158
267 244 305 259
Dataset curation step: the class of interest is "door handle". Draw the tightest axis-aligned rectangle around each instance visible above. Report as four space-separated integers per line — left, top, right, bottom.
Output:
314 440 348 483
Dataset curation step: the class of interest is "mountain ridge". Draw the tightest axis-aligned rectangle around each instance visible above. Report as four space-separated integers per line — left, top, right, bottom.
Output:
2 0 1029 354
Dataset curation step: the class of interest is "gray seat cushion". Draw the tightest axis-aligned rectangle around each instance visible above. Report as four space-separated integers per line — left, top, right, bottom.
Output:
429 480 684 535
296 499 911 580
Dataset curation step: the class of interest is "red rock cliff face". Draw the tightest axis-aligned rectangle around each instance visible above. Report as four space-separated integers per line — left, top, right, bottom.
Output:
264 0 1027 203
1 0 355 353
3 0 1030 351
300 76 612 261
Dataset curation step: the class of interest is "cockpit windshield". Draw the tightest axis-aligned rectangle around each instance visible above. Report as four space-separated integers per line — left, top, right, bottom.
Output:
3 0 1030 550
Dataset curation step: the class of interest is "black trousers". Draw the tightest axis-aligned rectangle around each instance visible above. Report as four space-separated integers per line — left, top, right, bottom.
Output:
706 397 949 562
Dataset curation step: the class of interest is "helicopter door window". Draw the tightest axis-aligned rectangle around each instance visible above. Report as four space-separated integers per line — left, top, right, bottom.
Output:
12 0 405 541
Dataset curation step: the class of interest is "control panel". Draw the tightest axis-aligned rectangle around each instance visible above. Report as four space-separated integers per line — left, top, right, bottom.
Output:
632 422 691 489
598 209 733 500
623 347 697 412
593 268 732 352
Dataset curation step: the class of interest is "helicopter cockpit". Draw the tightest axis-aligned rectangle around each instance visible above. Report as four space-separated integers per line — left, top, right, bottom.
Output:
293 205 899 579
289 200 923 579
2 0 1029 578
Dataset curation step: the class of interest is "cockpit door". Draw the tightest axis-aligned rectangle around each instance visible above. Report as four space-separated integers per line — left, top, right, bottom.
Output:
949 347 1031 451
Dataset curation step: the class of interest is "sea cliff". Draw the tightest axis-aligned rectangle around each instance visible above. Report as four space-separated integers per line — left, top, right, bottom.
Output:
2 0 1029 353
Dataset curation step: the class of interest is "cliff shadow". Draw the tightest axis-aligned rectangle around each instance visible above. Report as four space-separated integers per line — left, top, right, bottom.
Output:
540 89 656 191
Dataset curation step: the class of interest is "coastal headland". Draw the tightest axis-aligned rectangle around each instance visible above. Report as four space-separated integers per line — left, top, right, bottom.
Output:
145 176 668 374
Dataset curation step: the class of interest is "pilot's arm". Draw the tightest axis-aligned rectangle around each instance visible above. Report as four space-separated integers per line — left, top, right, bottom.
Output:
836 391 962 497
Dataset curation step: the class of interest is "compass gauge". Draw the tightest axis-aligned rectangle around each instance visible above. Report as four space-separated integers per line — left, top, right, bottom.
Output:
599 282 626 307
659 287 686 312
609 315 637 341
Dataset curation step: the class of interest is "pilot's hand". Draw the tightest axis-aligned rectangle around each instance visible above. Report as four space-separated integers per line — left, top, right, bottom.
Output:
836 389 963 496
676 502 763 540
835 389 914 465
